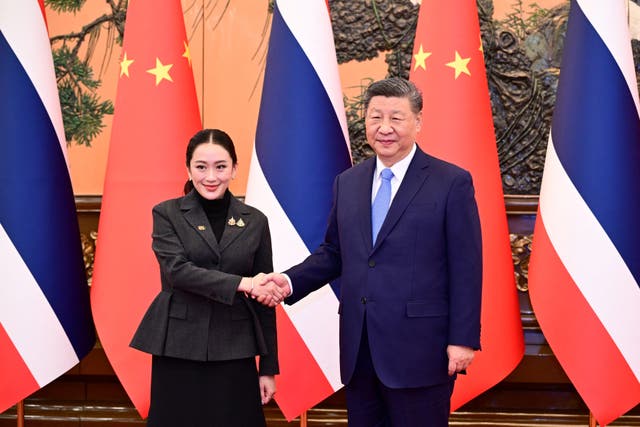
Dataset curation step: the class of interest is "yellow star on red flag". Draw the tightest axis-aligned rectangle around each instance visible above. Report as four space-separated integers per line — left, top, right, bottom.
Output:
146 58 173 85
413 44 432 71
445 51 471 79
120 52 134 77
182 41 192 67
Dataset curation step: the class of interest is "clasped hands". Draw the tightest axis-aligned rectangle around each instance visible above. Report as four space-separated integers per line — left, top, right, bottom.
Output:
247 272 291 307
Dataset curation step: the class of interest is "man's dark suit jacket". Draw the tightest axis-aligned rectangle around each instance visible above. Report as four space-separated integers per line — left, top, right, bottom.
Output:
285 146 482 388
130 190 278 376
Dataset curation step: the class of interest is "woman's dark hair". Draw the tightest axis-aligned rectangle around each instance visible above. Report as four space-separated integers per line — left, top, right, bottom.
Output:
183 129 238 194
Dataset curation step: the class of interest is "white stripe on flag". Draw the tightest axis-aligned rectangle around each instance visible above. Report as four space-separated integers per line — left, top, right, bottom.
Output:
0 224 79 385
539 138 640 381
246 146 312 271
246 146 342 390
282 286 342 391
277 0 350 147
0 1 68 165
577 0 640 114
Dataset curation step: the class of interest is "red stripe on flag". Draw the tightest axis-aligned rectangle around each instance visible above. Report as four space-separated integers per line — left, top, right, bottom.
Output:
0 323 38 412
274 306 335 421
529 216 640 424
37 0 47 28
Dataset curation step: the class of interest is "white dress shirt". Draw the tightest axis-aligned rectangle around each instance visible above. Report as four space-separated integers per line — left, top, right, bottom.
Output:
371 143 417 205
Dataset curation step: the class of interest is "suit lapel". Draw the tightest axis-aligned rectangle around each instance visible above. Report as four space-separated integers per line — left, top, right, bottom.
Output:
357 158 376 250
372 149 431 252
219 196 249 252
181 191 221 257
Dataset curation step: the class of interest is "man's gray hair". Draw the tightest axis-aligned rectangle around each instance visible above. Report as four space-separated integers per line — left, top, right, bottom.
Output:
363 77 423 114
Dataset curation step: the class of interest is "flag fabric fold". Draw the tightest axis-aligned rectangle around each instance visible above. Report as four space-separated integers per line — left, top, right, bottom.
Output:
528 0 640 424
0 0 95 412
90 0 201 417
409 0 524 409
245 0 352 420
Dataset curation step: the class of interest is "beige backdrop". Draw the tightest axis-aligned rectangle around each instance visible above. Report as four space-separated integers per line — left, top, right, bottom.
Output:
48 0 563 196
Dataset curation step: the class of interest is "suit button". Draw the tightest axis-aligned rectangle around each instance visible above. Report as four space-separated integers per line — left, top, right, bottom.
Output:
368 260 376 267
361 297 367 304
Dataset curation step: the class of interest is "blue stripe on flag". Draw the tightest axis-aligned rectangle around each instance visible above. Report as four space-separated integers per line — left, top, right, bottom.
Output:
0 31 95 356
255 2 351 253
551 2 640 286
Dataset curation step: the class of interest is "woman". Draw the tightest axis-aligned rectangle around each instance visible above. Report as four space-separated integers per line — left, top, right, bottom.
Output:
131 129 280 426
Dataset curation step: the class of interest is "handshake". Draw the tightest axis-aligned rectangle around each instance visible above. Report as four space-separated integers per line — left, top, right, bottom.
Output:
245 272 292 307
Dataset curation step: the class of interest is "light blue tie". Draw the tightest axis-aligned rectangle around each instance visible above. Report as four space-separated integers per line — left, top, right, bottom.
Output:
372 168 394 243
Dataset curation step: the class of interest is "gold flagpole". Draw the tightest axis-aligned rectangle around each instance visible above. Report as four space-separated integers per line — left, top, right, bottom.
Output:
16 400 24 427
300 409 308 427
589 410 605 427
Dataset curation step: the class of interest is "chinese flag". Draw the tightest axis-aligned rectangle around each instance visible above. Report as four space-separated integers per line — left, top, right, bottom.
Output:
409 0 524 409
90 0 201 417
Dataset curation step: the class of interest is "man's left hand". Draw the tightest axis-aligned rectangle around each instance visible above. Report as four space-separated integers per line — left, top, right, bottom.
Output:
447 345 475 376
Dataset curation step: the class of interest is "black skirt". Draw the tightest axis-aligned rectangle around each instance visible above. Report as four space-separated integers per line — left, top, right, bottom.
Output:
147 355 267 427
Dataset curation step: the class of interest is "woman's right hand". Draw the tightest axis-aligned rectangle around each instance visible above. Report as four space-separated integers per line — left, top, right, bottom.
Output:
239 273 285 307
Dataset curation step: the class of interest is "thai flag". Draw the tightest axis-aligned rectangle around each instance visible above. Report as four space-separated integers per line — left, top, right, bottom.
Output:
0 0 95 413
245 0 351 420
528 0 640 424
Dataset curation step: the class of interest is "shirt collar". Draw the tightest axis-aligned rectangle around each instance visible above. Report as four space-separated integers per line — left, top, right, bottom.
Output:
374 143 417 183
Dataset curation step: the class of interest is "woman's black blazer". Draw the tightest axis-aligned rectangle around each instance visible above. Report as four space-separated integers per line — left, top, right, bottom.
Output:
130 190 278 376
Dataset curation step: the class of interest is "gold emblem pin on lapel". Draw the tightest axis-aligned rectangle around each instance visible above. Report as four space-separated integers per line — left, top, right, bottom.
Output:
236 218 245 228
227 217 236 226
197 225 206 231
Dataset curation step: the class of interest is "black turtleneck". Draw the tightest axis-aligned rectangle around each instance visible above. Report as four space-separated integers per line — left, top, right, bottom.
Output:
196 190 231 242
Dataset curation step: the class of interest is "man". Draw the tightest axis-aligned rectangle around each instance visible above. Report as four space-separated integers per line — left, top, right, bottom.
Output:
265 77 482 426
